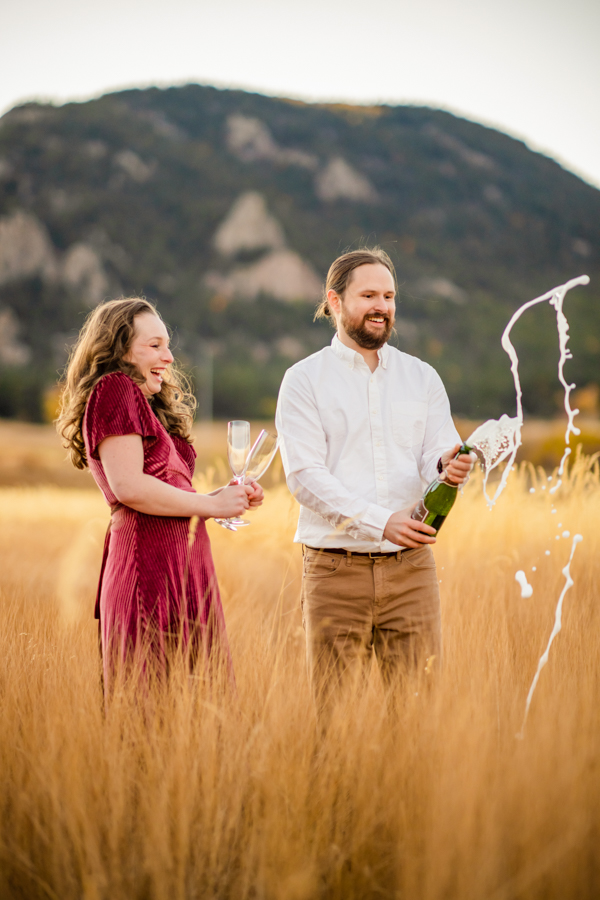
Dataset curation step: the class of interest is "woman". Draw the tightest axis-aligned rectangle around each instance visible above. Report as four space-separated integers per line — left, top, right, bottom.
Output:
57 297 261 690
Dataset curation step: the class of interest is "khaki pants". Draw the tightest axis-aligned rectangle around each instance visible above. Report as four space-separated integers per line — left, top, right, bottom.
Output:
301 545 441 708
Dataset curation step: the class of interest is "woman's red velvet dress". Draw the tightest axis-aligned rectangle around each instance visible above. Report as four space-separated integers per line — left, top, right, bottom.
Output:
83 371 232 687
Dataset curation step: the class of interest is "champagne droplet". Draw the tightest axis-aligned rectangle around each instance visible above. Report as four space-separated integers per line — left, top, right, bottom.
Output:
515 570 533 598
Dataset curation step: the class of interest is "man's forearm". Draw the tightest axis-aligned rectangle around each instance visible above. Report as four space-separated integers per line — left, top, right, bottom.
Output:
287 467 393 543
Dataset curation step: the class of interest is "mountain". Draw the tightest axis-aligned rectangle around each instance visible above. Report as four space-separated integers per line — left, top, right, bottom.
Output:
0 83 598 421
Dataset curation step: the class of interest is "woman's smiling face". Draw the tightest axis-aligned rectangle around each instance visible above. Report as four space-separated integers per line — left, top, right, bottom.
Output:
125 312 174 398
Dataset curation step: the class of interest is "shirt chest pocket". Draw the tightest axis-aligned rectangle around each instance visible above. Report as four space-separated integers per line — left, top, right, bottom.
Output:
391 401 427 448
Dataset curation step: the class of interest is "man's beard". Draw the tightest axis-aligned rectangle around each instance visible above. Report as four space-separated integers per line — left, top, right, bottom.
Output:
341 307 394 350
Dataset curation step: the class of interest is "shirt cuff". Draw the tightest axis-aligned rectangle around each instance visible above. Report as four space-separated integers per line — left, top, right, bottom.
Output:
348 503 395 543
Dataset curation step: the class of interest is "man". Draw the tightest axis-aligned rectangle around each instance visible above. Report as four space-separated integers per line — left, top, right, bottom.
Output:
275 248 474 707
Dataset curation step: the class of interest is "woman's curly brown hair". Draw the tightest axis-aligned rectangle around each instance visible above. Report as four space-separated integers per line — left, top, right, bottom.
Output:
56 298 196 470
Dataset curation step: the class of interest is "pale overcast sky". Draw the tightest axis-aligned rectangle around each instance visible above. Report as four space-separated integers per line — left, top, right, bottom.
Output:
2 0 599 188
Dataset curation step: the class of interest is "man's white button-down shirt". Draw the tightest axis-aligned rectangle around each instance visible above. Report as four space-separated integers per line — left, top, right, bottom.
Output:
275 335 461 552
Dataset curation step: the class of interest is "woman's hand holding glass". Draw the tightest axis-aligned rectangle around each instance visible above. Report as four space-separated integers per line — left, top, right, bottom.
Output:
208 482 253 519
210 478 264 516
232 479 264 508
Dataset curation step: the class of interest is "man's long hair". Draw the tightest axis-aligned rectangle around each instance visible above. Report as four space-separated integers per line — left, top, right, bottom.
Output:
314 247 397 322
56 297 196 470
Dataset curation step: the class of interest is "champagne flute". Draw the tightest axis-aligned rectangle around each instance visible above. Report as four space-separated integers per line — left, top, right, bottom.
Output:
245 431 279 482
229 430 279 528
214 428 279 531
214 420 251 530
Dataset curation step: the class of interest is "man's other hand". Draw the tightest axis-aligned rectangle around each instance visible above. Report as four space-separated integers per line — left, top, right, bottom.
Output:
227 478 265 508
246 480 264 508
440 444 476 485
383 510 437 549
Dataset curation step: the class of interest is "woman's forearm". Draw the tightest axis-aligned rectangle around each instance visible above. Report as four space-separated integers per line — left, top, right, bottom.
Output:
99 434 223 517
98 434 251 519
116 472 217 517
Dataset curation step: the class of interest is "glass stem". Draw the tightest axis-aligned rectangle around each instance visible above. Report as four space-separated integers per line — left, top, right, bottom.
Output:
229 473 247 522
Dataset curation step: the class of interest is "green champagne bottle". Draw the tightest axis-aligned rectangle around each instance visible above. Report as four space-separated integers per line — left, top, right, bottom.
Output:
410 442 473 532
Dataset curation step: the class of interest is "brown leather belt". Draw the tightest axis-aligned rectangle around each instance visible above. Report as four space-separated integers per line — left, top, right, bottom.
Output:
304 545 405 559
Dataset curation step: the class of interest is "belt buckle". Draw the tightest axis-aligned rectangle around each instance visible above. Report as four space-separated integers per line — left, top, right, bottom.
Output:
367 551 387 559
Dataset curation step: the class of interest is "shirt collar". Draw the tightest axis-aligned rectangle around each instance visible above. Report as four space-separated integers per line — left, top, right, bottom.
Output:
378 342 389 369
331 334 389 370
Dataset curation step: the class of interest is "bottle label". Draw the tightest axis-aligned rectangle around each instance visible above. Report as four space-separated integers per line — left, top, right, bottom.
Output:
411 499 429 522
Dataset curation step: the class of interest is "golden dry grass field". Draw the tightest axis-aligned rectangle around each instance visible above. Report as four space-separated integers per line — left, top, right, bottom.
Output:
1 422 600 899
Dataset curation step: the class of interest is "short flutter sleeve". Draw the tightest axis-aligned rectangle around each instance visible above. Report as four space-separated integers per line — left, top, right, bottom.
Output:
84 372 160 462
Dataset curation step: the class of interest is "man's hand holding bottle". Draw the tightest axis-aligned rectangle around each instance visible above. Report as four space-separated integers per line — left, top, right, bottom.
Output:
383 444 476 548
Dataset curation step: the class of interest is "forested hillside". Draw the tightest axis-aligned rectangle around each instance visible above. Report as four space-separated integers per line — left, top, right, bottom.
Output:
0 83 598 420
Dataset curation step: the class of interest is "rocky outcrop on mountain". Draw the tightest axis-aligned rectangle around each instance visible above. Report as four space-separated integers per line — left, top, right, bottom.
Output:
214 192 285 256
414 277 468 304
62 244 109 306
226 115 318 169
209 191 320 301
113 150 156 183
206 249 321 303
424 124 496 172
0 211 57 285
315 157 378 203
0 307 30 366
0 209 109 305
